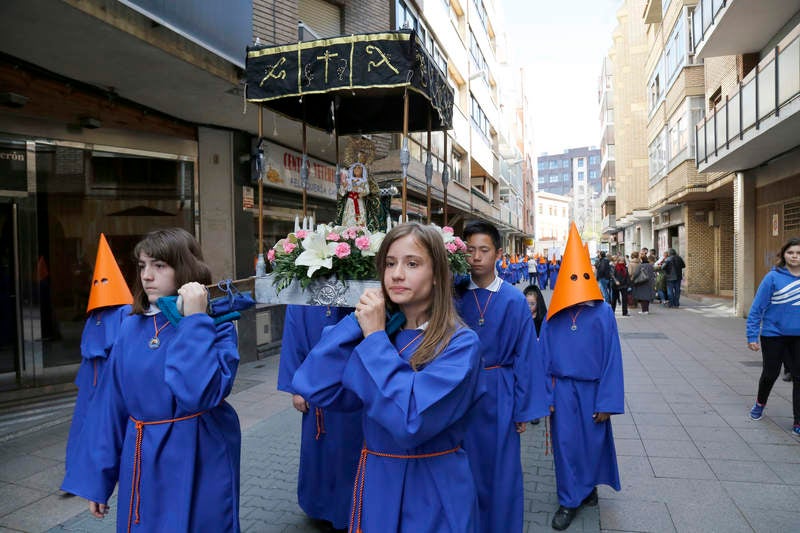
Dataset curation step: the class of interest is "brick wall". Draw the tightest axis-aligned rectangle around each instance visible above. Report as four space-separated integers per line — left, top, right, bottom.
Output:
717 196 734 292
685 200 716 293
253 0 298 45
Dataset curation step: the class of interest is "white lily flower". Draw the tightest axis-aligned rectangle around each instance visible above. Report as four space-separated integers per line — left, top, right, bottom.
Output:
362 231 385 257
295 232 338 276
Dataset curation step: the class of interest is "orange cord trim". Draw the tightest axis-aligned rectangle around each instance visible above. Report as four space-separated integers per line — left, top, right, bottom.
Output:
126 410 207 532
483 364 508 370
315 408 326 440
348 445 461 533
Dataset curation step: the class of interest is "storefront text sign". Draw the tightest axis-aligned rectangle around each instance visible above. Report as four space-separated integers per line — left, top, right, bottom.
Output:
262 140 337 201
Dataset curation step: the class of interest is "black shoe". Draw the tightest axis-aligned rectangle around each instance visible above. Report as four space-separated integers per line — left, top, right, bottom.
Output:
783 371 792 382
581 487 598 507
551 506 578 530
530 418 541 425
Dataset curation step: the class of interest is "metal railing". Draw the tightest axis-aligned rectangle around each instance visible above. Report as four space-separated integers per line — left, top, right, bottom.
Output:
692 0 727 53
695 23 800 165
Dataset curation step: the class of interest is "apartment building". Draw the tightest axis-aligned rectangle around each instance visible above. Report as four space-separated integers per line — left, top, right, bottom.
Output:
605 0 651 254
692 0 800 315
534 191 570 258
643 0 733 296
536 146 601 240
598 56 617 251
0 0 530 393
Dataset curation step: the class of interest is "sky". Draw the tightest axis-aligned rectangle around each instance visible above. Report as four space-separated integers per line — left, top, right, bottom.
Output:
502 0 622 155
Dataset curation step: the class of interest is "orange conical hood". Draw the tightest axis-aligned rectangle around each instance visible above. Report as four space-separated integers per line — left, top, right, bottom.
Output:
546 222 604 320
86 233 133 313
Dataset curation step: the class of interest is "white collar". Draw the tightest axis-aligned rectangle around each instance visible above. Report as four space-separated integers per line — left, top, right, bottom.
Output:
144 304 161 316
468 275 503 292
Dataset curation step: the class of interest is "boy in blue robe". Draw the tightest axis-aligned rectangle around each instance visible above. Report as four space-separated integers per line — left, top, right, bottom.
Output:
541 223 624 530
62 234 132 486
456 220 549 533
549 258 561 290
277 305 362 530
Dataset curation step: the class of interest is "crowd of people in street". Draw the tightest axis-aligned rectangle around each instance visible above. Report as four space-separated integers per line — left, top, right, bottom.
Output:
53 218 799 533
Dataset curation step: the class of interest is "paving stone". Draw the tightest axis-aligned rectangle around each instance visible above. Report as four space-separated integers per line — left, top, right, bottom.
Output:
599 499 675 532
722 481 800 512
649 457 716 480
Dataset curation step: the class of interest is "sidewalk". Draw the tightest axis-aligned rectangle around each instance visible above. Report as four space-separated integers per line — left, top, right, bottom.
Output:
2 293 799 532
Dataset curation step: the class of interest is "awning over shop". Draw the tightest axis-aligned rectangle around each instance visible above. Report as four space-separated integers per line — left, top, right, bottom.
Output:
245 30 453 135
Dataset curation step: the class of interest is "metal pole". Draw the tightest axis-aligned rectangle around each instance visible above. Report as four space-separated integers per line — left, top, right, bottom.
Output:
400 90 410 221
425 111 432 224
256 107 265 276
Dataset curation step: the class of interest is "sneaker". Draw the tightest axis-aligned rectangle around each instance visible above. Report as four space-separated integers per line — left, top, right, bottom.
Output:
792 426 800 438
637 311 644 314
642 311 649 315
749 402 765 421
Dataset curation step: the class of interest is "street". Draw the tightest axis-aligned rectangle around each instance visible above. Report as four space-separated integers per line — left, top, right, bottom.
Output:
2 294 800 532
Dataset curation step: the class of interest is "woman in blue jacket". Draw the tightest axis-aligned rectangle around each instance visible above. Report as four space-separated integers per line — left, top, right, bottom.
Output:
747 237 800 436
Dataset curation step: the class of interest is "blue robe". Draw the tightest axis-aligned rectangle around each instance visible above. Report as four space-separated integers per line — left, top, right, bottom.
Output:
456 281 549 533
61 312 241 532
277 305 362 530
63 304 131 484
537 262 549 288
549 262 560 290
540 302 624 508
292 315 484 533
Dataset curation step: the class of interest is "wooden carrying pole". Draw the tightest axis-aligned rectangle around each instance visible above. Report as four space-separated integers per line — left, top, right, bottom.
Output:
302 121 308 217
443 133 449 226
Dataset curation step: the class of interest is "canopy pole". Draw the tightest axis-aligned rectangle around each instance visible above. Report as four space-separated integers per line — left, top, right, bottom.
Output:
442 132 450 226
301 120 308 218
255 107 266 276
400 90 410 222
425 111 432 224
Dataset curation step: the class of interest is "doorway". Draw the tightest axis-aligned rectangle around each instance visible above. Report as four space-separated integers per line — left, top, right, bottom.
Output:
0 200 20 390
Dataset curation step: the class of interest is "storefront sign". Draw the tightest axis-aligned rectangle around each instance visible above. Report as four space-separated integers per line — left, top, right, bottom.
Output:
0 143 27 192
262 140 337 201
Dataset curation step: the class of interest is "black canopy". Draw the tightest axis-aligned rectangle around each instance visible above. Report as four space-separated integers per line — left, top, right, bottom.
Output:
245 30 453 135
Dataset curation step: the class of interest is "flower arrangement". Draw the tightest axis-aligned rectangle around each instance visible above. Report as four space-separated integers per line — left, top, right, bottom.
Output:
268 223 470 293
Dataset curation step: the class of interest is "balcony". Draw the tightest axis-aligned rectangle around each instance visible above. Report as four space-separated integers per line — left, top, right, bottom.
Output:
693 0 800 60
602 214 617 233
600 182 616 206
696 23 800 173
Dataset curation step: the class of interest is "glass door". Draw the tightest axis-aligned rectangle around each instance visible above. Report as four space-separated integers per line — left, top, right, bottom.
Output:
0 200 21 390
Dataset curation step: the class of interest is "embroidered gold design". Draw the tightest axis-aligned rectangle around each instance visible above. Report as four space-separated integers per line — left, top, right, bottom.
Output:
316 50 340 83
259 57 287 86
365 45 399 74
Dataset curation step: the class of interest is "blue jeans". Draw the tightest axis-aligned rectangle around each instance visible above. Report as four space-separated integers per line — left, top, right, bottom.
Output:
598 278 611 303
667 279 681 307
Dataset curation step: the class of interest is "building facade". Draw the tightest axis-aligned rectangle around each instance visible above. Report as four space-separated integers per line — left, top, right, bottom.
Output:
533 191 570 259
0 0 532 394
692 0 800 315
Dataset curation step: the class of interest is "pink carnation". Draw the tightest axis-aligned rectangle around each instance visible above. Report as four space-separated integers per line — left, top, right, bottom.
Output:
355 236 371 251
334 242 351 258
446 242 458 253
442 226 454 234
283 241 297 254
344 227 359 240
267 249 276 262
294 229 308 239
327 232 341 241
454 237 467 251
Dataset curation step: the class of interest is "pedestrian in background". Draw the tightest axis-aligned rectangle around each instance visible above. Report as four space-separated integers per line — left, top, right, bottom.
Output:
611 256 630 317
528 256 538 286
595 251 612 303
292 223 485 532
61 227 243 532
277 305 362 531
746 237 800 437
663 248 686 308
456 220 548 533
631 255 655 314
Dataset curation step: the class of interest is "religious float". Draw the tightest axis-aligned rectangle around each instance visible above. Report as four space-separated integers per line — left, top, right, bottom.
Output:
243 29 466 306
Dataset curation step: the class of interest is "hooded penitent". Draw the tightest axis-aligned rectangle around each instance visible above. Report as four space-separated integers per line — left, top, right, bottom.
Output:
86 233 133 313
546 222 603 320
